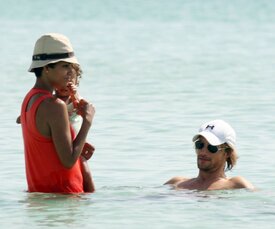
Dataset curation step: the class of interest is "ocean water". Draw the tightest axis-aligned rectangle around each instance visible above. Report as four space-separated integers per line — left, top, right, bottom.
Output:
1 0 275 228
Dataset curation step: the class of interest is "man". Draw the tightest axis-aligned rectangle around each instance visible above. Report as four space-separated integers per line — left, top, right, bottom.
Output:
165 120 254 190
20 33 95 193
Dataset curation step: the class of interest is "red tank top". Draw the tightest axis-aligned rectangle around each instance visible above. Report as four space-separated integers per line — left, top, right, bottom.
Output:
21 88 84 193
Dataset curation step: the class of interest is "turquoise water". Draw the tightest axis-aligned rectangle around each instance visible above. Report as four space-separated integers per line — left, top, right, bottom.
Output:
1 0 275 228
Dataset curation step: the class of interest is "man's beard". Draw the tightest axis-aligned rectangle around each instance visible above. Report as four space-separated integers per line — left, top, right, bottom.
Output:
197 158 214 172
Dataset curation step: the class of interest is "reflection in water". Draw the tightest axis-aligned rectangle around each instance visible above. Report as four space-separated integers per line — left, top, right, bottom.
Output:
3 185 274 229
98 185 247 203
19 193 93 227
143 186 254 203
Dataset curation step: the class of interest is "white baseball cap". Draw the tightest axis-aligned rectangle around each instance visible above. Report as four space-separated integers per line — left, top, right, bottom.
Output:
28 33 79 72
192 120 236 148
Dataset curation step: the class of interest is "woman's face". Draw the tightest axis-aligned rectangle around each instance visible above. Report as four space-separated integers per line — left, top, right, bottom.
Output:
52 62 77 97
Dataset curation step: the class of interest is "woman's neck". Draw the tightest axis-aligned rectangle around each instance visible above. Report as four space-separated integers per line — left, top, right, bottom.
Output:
33 78 54 93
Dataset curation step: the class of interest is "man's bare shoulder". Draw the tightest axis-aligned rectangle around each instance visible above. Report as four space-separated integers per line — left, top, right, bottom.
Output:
229 176 254 190
164 176 190 185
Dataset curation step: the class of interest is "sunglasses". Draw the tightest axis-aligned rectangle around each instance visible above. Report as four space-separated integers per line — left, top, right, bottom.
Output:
194 140 227 154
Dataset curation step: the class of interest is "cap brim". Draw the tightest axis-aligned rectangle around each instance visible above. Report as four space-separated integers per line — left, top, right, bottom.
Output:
192 131 224 146
28 56 79 72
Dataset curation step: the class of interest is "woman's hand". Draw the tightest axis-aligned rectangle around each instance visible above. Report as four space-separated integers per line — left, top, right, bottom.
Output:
81 142 95 160
77 99 95 124
67 82 80 109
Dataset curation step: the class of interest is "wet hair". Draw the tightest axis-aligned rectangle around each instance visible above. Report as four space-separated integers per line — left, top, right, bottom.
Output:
33 63 57 78
71 63 82 86
33 63 83 85
223 143 238 171
33 67 43 77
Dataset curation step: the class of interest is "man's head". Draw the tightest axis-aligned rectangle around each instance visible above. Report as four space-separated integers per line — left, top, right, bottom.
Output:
192 120 238 172
29 33 79 75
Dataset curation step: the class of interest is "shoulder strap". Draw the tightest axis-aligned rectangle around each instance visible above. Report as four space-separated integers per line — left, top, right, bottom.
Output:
21 89 53 140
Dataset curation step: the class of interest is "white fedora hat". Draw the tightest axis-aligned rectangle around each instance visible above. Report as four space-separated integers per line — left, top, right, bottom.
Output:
28 33 79 72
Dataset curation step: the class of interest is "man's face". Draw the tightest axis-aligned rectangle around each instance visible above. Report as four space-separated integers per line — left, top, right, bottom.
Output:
195 137 228 172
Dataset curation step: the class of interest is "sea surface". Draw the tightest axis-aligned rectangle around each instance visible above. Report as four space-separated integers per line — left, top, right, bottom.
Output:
1 0 275 228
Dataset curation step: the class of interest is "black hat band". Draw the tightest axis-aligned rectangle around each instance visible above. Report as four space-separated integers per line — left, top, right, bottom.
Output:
32 52 74 61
